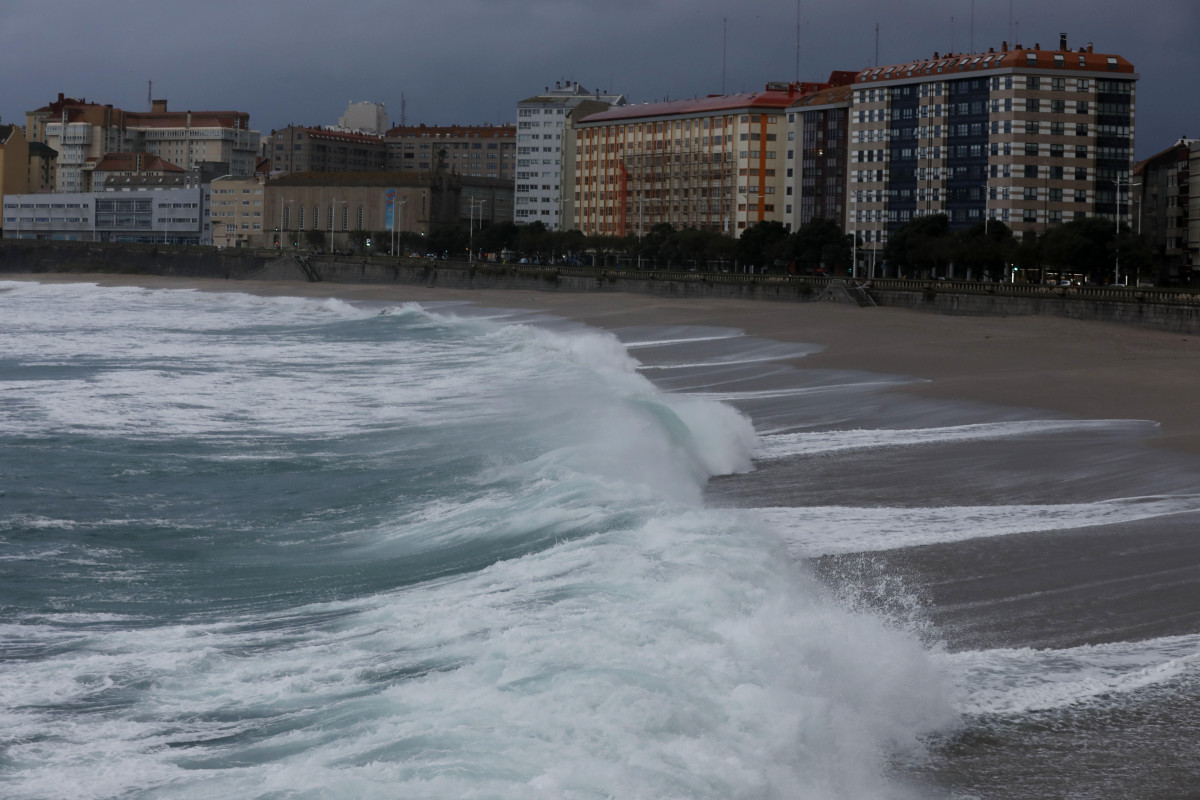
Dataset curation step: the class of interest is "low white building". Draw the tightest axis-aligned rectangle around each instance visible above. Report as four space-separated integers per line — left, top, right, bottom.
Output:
3 184 210 245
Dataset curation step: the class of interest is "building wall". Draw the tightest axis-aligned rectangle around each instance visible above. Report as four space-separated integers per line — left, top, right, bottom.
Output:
573 94 804 237
266 126 387 174
384 125 515 179
210 174 267 248
515 83 626 230
0 126 31 232
2 186 206 244
845 43 1137 262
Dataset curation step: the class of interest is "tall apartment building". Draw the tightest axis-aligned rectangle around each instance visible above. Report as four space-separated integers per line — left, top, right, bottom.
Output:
571 82 836 236
785 84 854 232
384 124 516 179
265 126 387 174
845 38 1136 261
25 95 260 192
1136 138 1194 285
516 82 626 229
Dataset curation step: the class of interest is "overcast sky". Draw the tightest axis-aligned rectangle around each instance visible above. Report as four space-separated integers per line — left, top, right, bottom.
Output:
2 0 1196 159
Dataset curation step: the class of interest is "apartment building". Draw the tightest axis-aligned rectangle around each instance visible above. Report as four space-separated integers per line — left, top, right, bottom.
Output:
0 124 30 233
571 82 832 236
846 38 1137 261
516 82 626 229
210 174 267 248
265 126 387 175
1136 138 1194 285
384 124 516 179
785 84 854 232
25 95 260 192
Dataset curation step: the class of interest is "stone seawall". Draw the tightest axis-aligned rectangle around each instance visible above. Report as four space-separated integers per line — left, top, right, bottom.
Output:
3 239 1199 335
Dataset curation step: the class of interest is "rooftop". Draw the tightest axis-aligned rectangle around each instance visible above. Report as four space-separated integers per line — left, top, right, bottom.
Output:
856 40 1135 83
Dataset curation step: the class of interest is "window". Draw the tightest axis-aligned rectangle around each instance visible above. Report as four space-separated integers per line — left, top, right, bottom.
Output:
1027 76 1040 90
1025 143 1039 157
1024 165 1039 178
1026 98 1040 112
1026 121 1040 135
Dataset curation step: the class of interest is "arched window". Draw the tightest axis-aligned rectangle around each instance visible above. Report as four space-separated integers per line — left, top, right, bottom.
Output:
298 205 305 229
328 206 335 231
342 207 349 231
312 207 319 230
284 206 291 229
357 207 364 230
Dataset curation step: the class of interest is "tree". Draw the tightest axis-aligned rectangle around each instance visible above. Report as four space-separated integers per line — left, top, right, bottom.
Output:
791 218 850 274
736 221 790 272
954 220 1016 280
303 229 326 252
885 214 953 278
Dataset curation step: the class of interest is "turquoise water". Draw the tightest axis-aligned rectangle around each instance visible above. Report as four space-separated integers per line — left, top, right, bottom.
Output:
0 281 950 799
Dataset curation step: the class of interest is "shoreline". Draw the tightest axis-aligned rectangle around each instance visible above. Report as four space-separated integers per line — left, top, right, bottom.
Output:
9 272 1200 455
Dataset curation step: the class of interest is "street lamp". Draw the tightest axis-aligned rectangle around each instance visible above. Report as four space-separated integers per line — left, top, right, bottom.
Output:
330 198 346 254
1108 176 1141 286
467 197 487 263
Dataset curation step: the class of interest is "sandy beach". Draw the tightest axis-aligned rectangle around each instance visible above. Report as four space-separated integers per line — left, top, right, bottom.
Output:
12 272 1200 454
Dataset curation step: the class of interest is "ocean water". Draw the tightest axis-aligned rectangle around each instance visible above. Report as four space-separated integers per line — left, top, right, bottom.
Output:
1 279 1197 799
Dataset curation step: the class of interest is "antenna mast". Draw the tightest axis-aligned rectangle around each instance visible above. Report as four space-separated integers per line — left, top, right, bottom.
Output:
147 80 152 110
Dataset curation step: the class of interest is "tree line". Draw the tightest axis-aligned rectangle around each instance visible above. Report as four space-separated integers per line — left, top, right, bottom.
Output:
321 213 1153 285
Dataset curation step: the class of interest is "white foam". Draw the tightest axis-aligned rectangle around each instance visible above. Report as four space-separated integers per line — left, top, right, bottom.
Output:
754 495 1200 556
938 633 1200 716
757 419 1161 459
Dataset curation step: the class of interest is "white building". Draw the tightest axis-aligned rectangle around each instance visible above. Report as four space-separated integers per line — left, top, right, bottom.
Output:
336 101 389 135
515 81 625 229
3 184 210 245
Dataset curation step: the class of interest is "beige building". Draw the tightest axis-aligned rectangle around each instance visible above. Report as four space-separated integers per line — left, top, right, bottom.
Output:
211 174 268 248
571 83 817 236
0 123 30 233
263 172 512 252
265 126 387 174
384 124 516 180
25 94 260 193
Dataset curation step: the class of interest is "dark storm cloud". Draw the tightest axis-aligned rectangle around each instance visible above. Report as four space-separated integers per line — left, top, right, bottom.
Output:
2 0 1196 157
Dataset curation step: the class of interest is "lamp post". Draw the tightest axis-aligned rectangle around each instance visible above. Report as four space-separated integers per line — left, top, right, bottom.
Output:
467 197 487 263
330 198 346 254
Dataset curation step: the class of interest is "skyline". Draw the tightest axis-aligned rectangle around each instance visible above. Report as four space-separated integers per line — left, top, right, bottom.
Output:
2 0 1197 160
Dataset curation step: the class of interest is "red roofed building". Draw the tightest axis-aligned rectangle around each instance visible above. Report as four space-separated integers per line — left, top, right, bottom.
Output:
25 95 260 192
571 79 847 237
846 37 1138 273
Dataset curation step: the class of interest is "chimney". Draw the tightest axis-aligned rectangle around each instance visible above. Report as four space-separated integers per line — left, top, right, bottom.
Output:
1001 41 1008 52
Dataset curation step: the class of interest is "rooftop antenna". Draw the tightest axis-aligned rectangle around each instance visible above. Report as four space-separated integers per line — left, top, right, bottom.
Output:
400 92 406 128
970 0 975 53
951 16 955 53
874 23 880 67
1009 0 1015 45
722 17 728 94
147 80 152 110
795 0 801 82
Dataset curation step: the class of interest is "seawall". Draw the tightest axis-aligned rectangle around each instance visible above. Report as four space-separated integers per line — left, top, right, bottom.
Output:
3 239 1199 335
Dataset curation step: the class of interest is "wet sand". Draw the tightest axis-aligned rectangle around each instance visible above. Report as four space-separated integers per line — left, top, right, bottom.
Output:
12 272 1200 454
